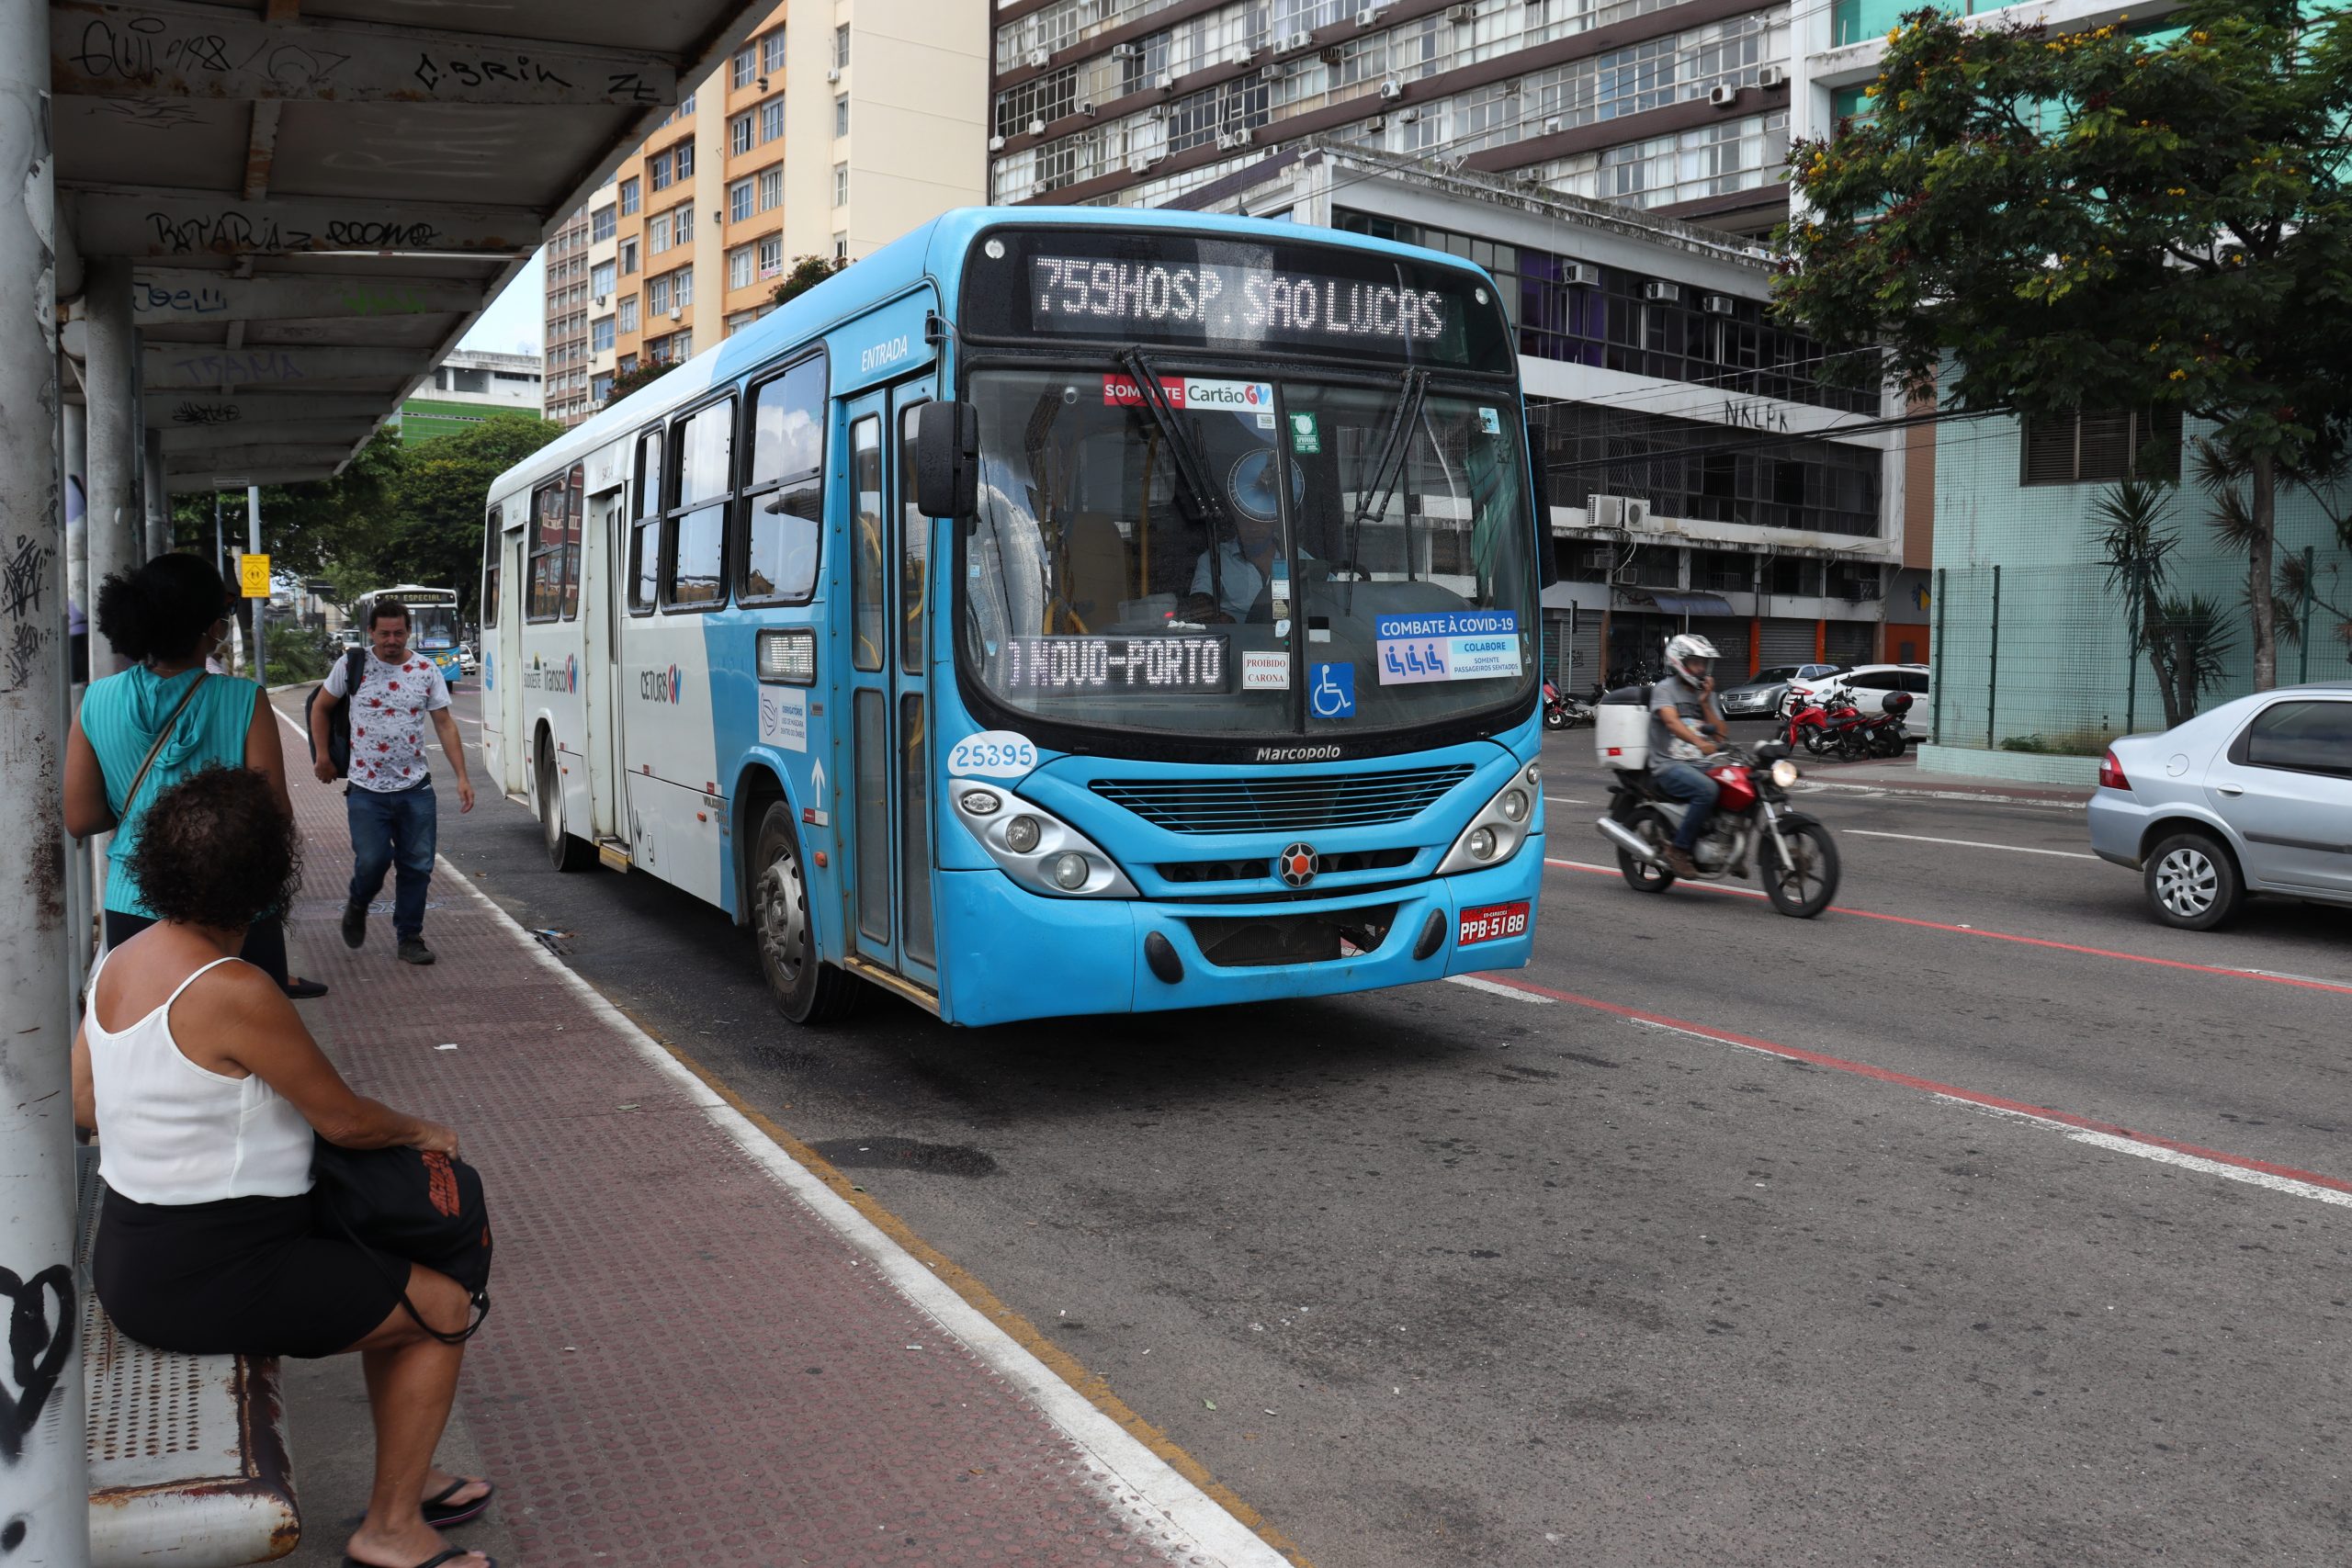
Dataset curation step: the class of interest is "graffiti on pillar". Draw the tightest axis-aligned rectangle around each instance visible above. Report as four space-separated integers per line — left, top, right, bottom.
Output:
413 51 574 93
0 1263 74 1465
170 402 243 427
147 209 313 254
1 535 56 695
137 282 231 316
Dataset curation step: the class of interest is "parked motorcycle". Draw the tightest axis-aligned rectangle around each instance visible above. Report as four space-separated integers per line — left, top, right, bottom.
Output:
1543 680 1595 730
1596 739 1841 917
1787 688 1911 761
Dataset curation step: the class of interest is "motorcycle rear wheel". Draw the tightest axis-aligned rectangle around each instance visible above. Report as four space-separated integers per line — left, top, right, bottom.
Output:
1761 819 1839 918
1544 708 1567 729
1615 807 1677 893
1797 722 1829 755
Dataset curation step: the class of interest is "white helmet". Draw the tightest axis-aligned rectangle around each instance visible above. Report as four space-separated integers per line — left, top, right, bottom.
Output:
1665 633 1719 686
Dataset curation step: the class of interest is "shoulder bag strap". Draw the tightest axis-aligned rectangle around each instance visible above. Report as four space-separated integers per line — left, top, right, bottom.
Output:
119 671 210 814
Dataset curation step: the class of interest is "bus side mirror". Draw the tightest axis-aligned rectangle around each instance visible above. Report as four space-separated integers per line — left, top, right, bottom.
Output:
1528 416 1559 589
915 401 978 519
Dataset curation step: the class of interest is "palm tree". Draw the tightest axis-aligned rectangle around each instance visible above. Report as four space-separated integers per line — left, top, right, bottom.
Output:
2093 477 2191 728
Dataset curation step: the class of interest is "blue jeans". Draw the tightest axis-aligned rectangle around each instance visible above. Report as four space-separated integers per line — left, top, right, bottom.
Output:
347 781 436 940
1653 761 1720 852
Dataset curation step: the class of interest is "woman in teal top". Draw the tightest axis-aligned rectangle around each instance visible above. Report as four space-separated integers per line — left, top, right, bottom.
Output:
64 554 328 998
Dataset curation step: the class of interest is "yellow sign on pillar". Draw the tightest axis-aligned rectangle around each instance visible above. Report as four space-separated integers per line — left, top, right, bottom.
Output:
240 553 272 599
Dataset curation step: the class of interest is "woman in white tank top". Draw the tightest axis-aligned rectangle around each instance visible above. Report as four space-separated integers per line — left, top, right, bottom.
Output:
72 767 496 1568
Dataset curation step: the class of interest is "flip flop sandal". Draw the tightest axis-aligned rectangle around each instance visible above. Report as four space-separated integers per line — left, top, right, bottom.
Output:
343 1552 493 1568
422 1478 496 1529
282 977 330 999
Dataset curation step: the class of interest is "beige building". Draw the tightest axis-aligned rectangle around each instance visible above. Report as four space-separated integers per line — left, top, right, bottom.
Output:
543 0 989 426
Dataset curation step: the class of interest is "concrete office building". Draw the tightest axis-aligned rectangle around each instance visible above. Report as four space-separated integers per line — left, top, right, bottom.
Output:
397 350 545 442
545 0 989 426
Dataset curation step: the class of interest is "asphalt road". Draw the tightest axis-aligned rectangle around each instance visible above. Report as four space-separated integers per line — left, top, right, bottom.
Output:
394 691 2352 1567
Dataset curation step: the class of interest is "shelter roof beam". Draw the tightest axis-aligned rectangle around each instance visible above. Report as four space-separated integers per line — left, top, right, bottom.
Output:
74 185 540 258
132 268 484 323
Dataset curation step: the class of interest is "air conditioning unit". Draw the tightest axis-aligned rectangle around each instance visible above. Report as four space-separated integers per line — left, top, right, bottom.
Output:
1623 499 1651 529
1225 44 1253 65
669 307 683 321
1561 261 1598 287
1078 99 1096 116
1447 3 1478 22
1758 64 1785 88
1155 71 1179 91
1363 113 1386 131
1127 154 1154 174
1589 495 1623 529
988 134 1007 151
594 293 608 306
1277 31 1316 55
1702 293 1736 315
1356 8 1385 28
1028 118 1046 135
1111 42 1141 59
1398 107 1421 123
825 65 841 83
1377 78 1405 100
1708 83 1738 107
1024 48 1050 67
1544 116 1563 133
1322 44 1349 63
1643 280 1681 303
1216 128 1255 148
1259 62 1290 82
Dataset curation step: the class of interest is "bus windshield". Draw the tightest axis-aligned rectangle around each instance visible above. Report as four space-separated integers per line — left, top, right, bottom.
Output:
960 365 1536 742
408 602 460 649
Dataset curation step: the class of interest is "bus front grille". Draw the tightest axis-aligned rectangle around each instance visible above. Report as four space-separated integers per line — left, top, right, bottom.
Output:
1093 766 1476 834
1156 848 1417 885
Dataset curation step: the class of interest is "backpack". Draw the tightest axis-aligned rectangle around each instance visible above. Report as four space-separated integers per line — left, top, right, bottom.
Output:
309 648 368 780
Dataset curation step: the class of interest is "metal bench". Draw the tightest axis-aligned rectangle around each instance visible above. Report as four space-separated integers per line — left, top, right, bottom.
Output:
76 1147 300 1567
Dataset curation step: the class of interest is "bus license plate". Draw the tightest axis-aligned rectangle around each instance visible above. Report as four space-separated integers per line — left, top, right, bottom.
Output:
1457 902 1530 945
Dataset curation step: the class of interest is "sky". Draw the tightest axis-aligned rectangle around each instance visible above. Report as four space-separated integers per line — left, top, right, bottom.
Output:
458 252 545 357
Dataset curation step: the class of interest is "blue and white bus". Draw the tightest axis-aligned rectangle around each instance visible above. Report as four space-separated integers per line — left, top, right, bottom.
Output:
481 208 1548 1026
356 583 465 689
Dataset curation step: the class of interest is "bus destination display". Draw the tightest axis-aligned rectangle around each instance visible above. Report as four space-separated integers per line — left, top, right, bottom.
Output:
1001 635 1227 693
1030 255 1453 353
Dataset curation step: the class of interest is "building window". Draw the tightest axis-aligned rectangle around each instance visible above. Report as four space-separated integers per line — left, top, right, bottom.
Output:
672 330 692 359
619 238 639 276
650 148 674 190
731 45 756 89
674 141 694 178
759 95 784 143
730 111 754 156
648 274 672 315
763 29 786 74
673 205 693 245
1529 400 1883 539
618 352 637 374
833 24 849 69
592 371 614 406
833 163 847 206
835 95 849 138
590 205 616 242
833 231 847 262
757 165 783 210
617 295 639 333
728 177 753 224
647 210 673 254
2020 408 2183 486
729 244 754 291
590 260 614 297
726 310 757 337
591 317 615 352
617 176 639 215
757 234 783 277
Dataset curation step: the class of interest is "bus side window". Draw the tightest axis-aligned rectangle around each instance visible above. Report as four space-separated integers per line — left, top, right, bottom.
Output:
666 399 733 611
898 401 927 672
560 462 585 620
628 429 662 614
481 504 502 629
741 355 826 604
526 481 566 621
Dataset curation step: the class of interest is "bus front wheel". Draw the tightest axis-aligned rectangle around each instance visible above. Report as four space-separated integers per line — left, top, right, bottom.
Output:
537 743 594 873
751 802 861 1025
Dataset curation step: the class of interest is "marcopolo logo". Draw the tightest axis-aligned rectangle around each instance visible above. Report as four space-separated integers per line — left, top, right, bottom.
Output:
638 663 684 704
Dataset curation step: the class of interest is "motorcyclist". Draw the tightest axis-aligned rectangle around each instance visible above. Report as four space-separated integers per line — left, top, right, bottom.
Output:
1648 634 1726 877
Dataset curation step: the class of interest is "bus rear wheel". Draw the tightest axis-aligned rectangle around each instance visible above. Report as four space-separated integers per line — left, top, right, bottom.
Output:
751 801 861 1025
537 742 594 873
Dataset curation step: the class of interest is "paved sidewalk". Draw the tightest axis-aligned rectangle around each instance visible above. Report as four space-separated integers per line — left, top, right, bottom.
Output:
1789 752 2094 807
273 752 1288 1566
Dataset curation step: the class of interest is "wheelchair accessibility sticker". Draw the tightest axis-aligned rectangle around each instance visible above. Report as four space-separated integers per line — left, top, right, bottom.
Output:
1374 611 1521 685
1309 661 1356 718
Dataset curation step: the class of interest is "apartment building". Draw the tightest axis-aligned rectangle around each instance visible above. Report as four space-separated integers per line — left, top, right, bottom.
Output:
396 351 544 443
542 0 989 427
988 0 1795 236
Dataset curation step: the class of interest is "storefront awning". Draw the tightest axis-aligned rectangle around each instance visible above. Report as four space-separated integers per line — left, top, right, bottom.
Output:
1631 591 1737 616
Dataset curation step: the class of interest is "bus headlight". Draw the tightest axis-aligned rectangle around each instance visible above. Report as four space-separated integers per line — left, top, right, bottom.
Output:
951 788 1136 898
1438 765 1544 875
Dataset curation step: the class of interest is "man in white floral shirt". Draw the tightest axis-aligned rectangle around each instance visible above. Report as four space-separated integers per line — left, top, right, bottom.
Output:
307 599 474 965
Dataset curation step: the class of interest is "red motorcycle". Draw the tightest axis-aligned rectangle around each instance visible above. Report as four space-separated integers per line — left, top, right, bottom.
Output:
1597 739 1841 918
1788 689 1911 761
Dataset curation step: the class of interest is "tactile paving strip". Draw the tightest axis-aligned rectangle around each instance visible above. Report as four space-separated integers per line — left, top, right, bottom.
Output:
283 773 1198 1566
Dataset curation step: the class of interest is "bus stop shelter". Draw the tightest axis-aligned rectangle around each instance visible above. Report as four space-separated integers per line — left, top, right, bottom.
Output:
0 1 774 1560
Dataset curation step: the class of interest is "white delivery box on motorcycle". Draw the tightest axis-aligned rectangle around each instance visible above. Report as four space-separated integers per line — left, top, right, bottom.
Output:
1595 687 1651 770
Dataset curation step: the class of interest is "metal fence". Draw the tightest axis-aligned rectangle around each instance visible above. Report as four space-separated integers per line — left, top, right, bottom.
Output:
1930 550 2352 755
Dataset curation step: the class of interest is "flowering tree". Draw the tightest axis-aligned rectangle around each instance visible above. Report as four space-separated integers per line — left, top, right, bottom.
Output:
1778 1 2352 689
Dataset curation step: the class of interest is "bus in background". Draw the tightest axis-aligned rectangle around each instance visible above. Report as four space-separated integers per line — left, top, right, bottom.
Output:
480 207 1549 1027
355 583 466 690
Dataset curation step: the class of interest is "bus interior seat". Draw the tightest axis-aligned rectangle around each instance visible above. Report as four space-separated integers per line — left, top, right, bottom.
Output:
1062 512 1132 628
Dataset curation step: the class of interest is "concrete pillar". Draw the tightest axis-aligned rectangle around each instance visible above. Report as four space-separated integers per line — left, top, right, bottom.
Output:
84 254 136 677
0 0 94 1557
143 426 170 558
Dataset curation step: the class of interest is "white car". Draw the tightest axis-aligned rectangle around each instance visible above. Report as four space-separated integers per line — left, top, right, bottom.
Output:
1815 664 1930 727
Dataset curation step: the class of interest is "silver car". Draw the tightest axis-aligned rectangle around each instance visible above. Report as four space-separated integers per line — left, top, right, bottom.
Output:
2087 682 2352 929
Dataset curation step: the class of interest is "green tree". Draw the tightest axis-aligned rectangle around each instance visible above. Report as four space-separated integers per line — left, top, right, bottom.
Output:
1779 1 2352 691
375 412 565 615
770 254 845 308
602 360 678 409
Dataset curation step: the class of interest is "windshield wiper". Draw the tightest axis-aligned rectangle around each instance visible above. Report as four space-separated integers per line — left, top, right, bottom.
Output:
1342 367 1429 614
1119 346 1232 617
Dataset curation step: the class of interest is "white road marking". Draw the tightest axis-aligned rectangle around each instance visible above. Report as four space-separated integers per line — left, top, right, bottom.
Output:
1939 1099 2352 1212
1542 795 1589 807
1447 975 1555 1003
1848 829 2095 860
435 861 1293 1567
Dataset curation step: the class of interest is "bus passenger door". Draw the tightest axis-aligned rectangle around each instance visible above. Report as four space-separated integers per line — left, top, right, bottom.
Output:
583 487 626 839
838 386 938 993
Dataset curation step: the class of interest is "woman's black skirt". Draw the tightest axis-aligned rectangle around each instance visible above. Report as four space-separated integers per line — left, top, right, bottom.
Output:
94 1185 405 1359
